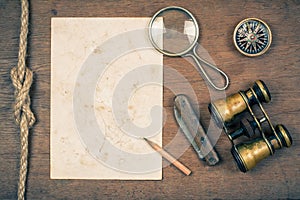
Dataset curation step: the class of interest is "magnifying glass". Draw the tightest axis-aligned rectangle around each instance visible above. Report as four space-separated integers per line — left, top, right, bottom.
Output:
149 6 230 91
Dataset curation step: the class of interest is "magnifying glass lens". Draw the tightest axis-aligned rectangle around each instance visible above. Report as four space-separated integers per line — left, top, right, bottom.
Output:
150 9 198 55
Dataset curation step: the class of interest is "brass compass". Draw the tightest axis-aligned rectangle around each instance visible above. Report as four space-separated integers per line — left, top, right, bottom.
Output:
233 18 272 57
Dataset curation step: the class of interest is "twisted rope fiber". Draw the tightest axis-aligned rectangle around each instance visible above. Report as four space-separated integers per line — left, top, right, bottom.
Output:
10 0 35 199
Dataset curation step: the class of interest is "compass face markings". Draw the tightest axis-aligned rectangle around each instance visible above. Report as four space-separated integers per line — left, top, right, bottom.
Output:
234 18 272 56
253 22 261 34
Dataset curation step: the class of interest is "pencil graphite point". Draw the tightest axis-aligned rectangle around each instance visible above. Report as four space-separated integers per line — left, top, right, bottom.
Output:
143 137 192 176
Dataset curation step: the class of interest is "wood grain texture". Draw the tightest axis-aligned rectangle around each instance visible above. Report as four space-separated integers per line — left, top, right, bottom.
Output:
0 0 299 199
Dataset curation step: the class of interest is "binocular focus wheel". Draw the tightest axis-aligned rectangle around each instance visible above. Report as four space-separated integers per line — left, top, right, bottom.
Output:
253 80 271 103
275 124 293 148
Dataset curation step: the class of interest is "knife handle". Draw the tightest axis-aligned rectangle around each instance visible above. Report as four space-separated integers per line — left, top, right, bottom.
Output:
174 94 220 166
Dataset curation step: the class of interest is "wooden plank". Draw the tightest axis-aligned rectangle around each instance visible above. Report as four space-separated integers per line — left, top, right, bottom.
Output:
0 0 299 199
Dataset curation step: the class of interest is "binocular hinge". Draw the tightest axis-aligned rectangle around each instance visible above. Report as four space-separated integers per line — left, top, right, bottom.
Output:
239 91 275 154
250 88 283 148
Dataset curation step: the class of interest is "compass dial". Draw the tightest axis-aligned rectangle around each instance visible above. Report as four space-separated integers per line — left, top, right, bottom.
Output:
233 18 272 57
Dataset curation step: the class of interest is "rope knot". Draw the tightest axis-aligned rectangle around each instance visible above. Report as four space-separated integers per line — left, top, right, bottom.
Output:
11 66 35 127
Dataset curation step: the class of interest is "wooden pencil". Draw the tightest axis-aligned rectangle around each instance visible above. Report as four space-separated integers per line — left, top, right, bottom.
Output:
143 138 192 176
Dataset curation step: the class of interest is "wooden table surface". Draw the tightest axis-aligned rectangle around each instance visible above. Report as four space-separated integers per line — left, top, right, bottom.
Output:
1 0 299 199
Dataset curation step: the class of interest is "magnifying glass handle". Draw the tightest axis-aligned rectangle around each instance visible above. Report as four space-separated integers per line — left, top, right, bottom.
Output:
188 46 230 91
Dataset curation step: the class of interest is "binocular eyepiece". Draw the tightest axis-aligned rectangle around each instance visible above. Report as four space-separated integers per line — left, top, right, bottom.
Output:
209 80 293 172
209 80 271 128
232 124 292 172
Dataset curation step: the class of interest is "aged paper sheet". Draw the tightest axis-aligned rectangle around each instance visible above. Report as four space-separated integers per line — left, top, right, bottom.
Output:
51 18 163 179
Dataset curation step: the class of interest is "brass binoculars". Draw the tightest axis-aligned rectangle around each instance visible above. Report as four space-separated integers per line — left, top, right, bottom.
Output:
209 80 293 172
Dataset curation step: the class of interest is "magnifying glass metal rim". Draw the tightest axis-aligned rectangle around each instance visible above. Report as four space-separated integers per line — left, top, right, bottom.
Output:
148 6 200 57
148 6 230 91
